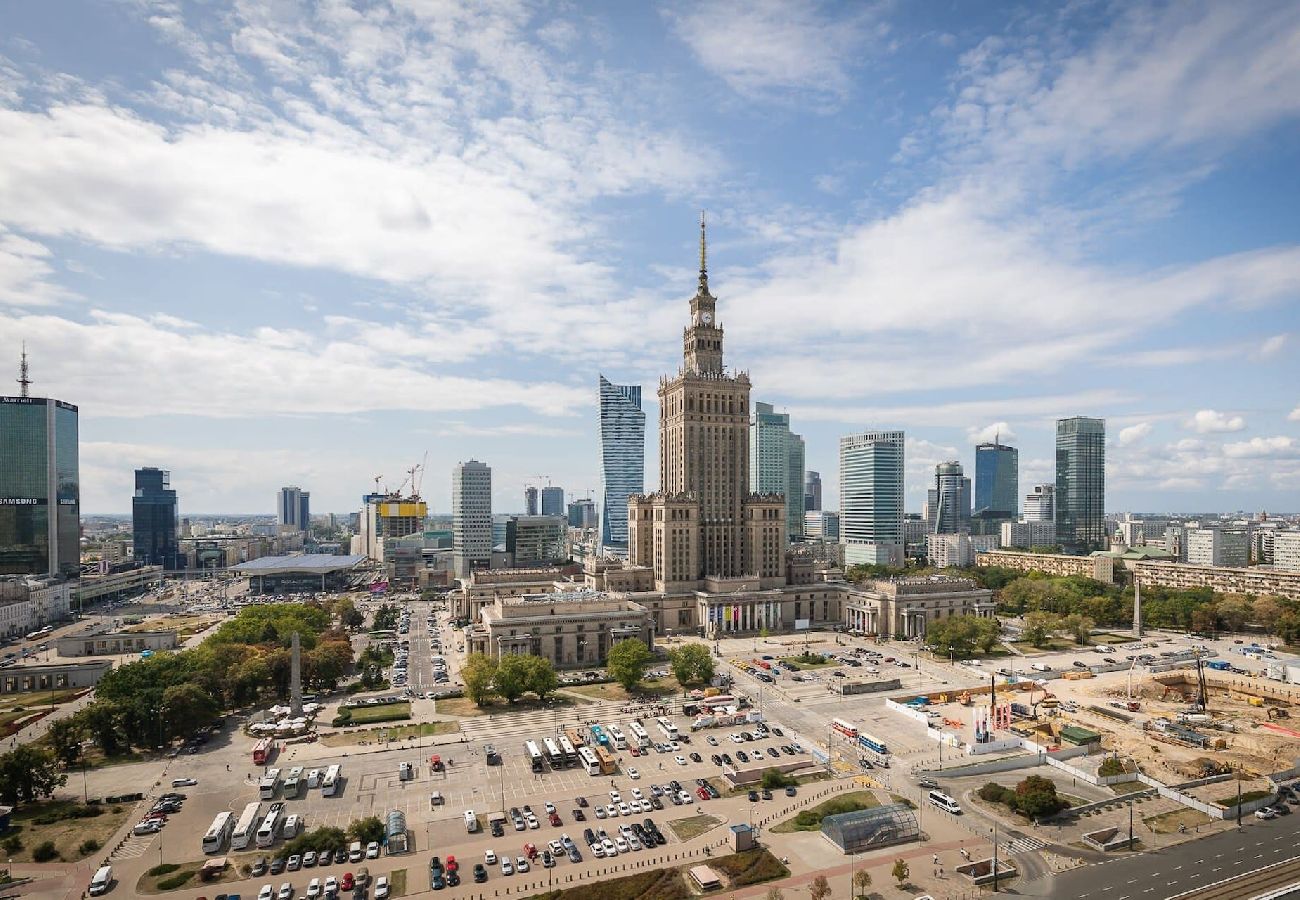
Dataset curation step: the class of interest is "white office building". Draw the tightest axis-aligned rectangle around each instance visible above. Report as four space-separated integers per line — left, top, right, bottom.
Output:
1270 532 1300 572
1023 484 1055 522
1001 520 1057 549
839 431 905 567
1186 528 1250 568
452 460 492 578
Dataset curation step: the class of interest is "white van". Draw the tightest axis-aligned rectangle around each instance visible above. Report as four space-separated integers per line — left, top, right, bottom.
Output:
1030 662 1051 672
282 813 302 838
464 809 478 833
349 840 364 862
89 865 113 896
307 769 321 789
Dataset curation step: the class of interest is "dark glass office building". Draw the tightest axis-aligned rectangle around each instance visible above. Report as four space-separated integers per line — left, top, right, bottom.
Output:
133 467 179 570
1055 417 1106 553
973 441 1019 534
0 396 80 577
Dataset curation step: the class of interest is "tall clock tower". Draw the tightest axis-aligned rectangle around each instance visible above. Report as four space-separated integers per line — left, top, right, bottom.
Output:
684 214 724 375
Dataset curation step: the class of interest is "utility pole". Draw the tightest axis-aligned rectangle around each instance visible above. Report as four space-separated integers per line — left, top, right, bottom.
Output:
1128 799 1134 849
991 820 999 892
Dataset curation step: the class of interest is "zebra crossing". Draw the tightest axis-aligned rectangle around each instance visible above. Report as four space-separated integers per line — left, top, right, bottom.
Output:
113 832 157 860
1002 835 1047 854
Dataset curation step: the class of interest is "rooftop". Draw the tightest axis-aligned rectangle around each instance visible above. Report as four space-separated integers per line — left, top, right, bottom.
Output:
229 554 368 574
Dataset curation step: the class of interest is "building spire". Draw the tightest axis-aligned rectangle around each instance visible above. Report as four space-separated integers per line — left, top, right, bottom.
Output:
698 209 709 294
17 341 30 398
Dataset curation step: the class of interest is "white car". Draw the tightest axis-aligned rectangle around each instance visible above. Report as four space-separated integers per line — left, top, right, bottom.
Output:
618 802 631 816
516 856 531 873
366 841 380 859
544 802 556 815
605 804 618 818
631 788 644 800
278 884 293 900
526 813 539 829
306 878 322 899
501 858 514 875
548 839 564 855
609 790 621 803
324 876 338 896
615 837 629 853
171 777 198 787
1256 806 1278 820
602 838 617 856
675 755 687 766
259 886 275 900
628 767 640 780
374 876 390 899
484 849 498 864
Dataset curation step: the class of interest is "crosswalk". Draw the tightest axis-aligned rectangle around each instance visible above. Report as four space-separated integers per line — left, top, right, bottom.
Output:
1002 836 1046 854
113 832 157 860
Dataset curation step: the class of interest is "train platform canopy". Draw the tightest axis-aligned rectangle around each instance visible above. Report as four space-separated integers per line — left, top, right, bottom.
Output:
229 554 368 575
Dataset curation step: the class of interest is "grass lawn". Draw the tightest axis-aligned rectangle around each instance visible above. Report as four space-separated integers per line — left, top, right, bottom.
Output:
435 695 586 718
0 689 81 710
1216 789 1272 807
771 790 880 833
389 867 408 896
1143 808 1212 834
3 800 133 863
667 813 722 841
564 674 681 701
137 860 240 894
709 848 790 887
780 654 838 669
321 720 459 746
527 868 691 900
1009 638 1079 653
340 701 411 724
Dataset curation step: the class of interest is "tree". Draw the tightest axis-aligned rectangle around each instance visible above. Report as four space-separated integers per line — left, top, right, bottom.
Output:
1190 605 1219 635
1011 774 1068 819
522 655 559 702
461 653 498 706
372 603 400 632
668 644 715 686
335 598 365 630
853 868 872 899
1021 611 1060 647
494 654 531 704
1060 613 1096 645
78 700 126 758
1252 596 1287 633
162 683 220 740
891 858 909 887
923 615 984 657
606 639 652 691
1216 595 1251 633
809 874 831 900
0 745 67 807
48 717 86 768
348 816 385 844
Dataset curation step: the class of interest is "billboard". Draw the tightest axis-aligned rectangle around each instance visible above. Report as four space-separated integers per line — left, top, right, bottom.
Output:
794 618 811 630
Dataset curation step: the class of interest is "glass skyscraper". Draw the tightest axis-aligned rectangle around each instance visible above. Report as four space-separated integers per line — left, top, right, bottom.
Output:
0 396 80 577
839 430 905 566
932 461 971 534
1055 417 1106 553
750 401 805 542
598 375 645 554
134 467 179 570
540 486 565 517
278 485 310 531
973 440 1018 532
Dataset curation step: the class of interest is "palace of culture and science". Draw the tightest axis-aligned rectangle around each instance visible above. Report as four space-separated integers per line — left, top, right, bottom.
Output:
459 220 994 668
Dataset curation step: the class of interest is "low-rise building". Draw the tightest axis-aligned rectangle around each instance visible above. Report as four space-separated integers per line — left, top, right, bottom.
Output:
73 565 163 607
466 591 653 668
844 575 995 638
976 549 1116 582
926 533 998 568
56 629 178 657
0 576 72 639
0 660 112 694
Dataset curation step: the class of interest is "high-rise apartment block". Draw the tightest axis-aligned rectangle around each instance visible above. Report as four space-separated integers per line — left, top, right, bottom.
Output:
598 375 645 554
839 431 905 567
0 361 80 577
506 515 567 566
750 401 805 542
804 470 822 511
278 485 310 531
524 486 539 516
453 460 492 578
932 461 971 534
1023 484 1055 522
1274 532 1300 571
1055 417 1106 552
133 467 179 570
540 486 565 517
1186 528 1249 568
1001 520 1057 549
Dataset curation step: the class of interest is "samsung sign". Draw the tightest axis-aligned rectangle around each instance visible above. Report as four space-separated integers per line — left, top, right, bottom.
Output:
0 498 45 506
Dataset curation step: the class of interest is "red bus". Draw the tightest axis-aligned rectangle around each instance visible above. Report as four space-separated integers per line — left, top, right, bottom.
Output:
831 718 858 739
252 738 274 765
753 659 771 670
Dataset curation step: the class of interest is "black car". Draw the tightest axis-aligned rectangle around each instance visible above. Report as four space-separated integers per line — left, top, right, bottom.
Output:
490 820 505 837
270 857 287 875
473 863 488 883
761 788 772 800
572 808 586 821
583 827 596 845
784 786 797 797
721 753 733 765
748 790 759 802
689 752 702 763
711 754 722 765
447 870 460 887
334 848 348 865
766 747 780 758
650 795 663 810
252 857 269 876
736 750 749 763
576 796 589 807
772 727 784 736
567 846 582 863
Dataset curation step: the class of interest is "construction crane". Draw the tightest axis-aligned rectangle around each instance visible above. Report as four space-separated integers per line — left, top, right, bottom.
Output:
372 474 385 494
412 451 428 500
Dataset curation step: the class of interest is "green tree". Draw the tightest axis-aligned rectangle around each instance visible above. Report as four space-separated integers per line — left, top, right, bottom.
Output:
348 816 385 844
78 700 126 758
494 654 531 704
1191 604 1219 635
852 868 872 899
606 639 652 691
1010 774 1068 819
668 643 715 686
923 615 983 657
461 653 498 706
1060 613 1096 645
809 874 831 900
522 655 559 702
1216 595 1251 633
48 717 86 768
891 858 909 887
162 683 220 740
1021 611 1060 647
335 598 365 630
0 745 67 807
371 603 400 632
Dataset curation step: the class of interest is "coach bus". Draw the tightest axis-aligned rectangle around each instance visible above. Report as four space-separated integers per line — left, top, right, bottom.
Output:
321 764 342 797
654 716 678 740
543 737 564 769
252 738 274 765
627 721 651 749
856 732 888 755
258 768 282 800
201 811 234 854
558 735 578 767
590 724 610 749
831 718 859 739
255 802 286 848
524 740 545 773
282 766 304 798
594 746 618 774
230 801 262 851
578 746 601 775
606 723 628 750
564 727 587 748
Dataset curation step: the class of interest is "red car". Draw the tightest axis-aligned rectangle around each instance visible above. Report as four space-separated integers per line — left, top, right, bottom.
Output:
523 842 538 859
629 747 640 756
445 855 458 873
341 873 355 891
696 787 710 800
548 812 562 826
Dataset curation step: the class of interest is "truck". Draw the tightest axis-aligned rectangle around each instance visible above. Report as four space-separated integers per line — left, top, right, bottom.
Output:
1207 660 1231 671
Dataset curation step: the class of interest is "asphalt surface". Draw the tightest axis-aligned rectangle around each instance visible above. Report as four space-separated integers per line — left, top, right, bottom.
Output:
1030 814 1300 899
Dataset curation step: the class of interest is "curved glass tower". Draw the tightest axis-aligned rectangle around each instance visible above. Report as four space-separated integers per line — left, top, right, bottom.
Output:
598 375 645 554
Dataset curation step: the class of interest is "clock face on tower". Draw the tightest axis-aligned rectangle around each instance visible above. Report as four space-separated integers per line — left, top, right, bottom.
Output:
702 312 713 324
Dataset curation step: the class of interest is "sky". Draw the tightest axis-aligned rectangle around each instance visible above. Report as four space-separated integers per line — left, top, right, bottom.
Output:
1 0 1299 517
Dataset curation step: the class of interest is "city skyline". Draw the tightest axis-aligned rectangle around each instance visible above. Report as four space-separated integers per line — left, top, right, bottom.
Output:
1 2 1298 516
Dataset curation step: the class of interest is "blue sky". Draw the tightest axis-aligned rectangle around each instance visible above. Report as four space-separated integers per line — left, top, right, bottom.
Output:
1 0 1298 516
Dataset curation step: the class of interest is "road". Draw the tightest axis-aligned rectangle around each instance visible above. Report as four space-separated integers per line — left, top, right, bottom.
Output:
1027 814 1300 898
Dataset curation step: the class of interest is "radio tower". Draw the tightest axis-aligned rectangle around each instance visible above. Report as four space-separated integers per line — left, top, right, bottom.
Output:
17 342 31 397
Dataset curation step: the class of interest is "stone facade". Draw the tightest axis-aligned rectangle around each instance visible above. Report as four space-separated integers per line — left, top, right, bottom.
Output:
466 591 653 668
844 576 995 638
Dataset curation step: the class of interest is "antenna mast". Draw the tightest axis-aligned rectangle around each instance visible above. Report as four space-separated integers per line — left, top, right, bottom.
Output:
17 342 31 398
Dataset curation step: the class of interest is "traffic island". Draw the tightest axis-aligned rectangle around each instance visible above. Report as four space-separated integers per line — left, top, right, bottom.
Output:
955 857 1018 886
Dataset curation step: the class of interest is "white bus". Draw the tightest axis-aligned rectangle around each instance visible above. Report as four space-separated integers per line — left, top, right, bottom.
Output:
628 722 651 749
607 724 627 750
927 790 962 814
321 764 342 797
558 735 578 767
524 740 544 773
578 746 601 775
543 738 564 769
201 811 234 854
230 801 262 851
306 768 321 789
255 802 286 848
258 768 282 800
283 766 304 798
655 716 678 740
464 809 478 833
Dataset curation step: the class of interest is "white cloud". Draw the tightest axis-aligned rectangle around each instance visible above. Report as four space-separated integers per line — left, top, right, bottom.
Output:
0 228 75 307
1259 333 1288 358
967 422 1016 444
1223 436 1298 459
1118 422 1152 446
1289 406 1300 422
664 0 883 104
1185 409 1246 434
